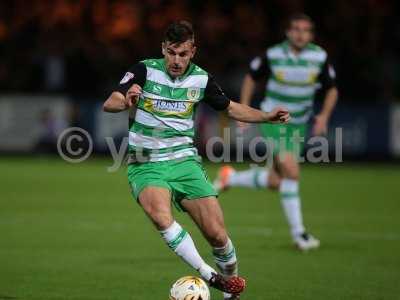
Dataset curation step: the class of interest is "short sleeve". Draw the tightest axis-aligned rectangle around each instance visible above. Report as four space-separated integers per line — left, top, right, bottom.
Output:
203 74 231 111
114 62 147 95
248 54 271 81
318 58 336 90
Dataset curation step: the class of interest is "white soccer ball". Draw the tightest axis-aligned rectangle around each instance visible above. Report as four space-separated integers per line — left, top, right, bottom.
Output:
169 276 210 300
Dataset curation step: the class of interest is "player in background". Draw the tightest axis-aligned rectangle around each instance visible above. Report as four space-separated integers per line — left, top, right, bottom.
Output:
103 21 290 299
215 14 338 250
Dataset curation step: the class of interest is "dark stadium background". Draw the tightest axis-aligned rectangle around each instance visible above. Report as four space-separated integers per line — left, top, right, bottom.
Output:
1 0 398 99
0 0 399 159
1 1 399 300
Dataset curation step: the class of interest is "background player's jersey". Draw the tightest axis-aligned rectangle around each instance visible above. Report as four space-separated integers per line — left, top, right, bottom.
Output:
115 58 230 162
249 41 336 124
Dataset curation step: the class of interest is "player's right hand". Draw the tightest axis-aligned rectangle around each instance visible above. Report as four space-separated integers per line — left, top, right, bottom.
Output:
267 107 290 124
126 84 142 107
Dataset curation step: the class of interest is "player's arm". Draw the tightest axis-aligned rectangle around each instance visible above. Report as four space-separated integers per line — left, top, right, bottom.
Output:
227 101 289 123
235 54 272 128
103 90 136 112
313 59 339 135
240 55 270 106
240 74 256 106
203 75 289 124
103 63 146 113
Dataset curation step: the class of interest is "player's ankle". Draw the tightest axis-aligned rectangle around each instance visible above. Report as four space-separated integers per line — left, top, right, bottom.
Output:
199 264 216 281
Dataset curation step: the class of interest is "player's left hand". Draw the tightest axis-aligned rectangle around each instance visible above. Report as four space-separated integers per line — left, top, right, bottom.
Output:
313 114 328 135
267 107 290 124
126 84 142 107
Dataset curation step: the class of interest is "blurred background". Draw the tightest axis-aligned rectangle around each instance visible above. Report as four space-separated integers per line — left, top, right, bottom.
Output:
0 0 400 159
1 1 400 300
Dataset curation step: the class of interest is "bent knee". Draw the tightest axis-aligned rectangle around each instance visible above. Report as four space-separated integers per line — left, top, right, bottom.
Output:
139 194 173 230
141 203 173 229
268 176 281 190
152 213 173 230
276 153 300 180
285 171 299 180
279 162 300 180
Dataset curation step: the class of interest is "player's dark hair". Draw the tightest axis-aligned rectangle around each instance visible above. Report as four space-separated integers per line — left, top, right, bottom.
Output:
164 20 195 44
287 13 314 30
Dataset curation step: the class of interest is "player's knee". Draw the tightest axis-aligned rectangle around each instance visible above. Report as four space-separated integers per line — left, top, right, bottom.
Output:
268 176 281 190
287 169 299 180
151 212 173 230
280 162 299 180
139 199 173 230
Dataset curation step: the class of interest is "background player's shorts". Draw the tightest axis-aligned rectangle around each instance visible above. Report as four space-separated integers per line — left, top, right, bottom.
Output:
259 123 307 157
127 156 217 212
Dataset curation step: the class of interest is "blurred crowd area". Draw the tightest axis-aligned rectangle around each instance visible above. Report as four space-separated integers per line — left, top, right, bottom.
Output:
0 0 399 101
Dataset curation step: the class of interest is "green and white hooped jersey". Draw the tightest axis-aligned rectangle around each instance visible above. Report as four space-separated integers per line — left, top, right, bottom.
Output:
249 41 336 124
116 58 230 162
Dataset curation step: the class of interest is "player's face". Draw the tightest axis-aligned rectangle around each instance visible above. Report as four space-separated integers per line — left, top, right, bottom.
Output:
162 40 196 78
286 20 314 50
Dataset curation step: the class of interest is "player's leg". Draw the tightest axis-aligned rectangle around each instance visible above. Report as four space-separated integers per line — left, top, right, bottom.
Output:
182 197 233 267
137 186 217 281
214 159 282 191
168 157 245 297
214 123 281 191
214 165 267 190
182 197 245 299
276 153 320 250
268 162 282 190
276 152 304 237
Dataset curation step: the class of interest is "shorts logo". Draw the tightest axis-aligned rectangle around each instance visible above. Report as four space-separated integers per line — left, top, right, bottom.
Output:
187 88 200 101
120 72 134 84
130 182 136 194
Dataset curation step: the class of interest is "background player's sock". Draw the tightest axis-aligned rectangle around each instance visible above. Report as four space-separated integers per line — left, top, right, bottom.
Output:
213 238 238 299
229 168 268 188
160 221 216 281
280 178 305 238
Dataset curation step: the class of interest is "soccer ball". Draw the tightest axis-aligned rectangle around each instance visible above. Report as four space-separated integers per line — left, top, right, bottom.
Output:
169 276 210 300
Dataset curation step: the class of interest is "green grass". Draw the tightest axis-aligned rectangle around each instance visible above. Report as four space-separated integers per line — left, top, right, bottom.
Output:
1 157 399 300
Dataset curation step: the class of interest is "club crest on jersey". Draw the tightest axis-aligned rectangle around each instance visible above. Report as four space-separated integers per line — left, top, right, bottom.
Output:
187 88 200 101
120 72 134 84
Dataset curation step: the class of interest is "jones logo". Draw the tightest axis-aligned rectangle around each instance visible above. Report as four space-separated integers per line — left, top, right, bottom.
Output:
153 100 188 112
120 72 134 84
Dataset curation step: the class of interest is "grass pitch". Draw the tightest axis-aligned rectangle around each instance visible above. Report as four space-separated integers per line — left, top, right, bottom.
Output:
1 157 399 300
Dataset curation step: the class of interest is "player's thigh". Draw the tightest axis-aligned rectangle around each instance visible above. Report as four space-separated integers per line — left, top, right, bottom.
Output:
276 152 300 179
168 158 217 212
182 197 228 248
138 186 173 230
260 123 305 161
